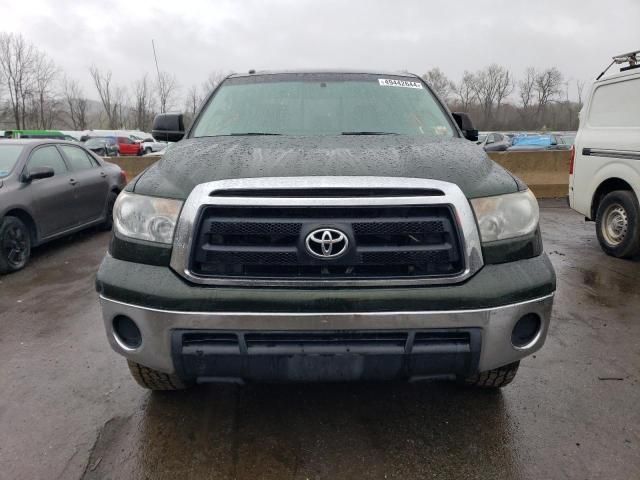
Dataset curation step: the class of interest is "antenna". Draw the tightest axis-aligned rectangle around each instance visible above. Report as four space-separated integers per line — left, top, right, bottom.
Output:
597 49 640 80
152 39 163 110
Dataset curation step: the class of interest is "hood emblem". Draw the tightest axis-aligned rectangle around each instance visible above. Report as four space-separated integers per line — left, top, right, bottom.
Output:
305 228 349 259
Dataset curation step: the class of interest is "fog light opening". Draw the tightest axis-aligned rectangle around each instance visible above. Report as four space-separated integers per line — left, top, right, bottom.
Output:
113 315 142 349
511 313 541 348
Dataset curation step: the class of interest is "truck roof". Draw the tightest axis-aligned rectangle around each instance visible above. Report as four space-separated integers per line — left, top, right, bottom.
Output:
228 69 421 79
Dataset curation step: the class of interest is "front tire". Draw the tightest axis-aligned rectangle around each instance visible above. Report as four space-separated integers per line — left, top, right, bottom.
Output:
0 216 32 274
460 361 520 389
595 190 640 258
100 191 118 231
144 147 152 155
127 360 189 390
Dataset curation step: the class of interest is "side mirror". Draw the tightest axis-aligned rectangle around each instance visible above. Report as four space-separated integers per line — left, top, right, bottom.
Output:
152 113 185 142
22 166 54 182
452 112 479 142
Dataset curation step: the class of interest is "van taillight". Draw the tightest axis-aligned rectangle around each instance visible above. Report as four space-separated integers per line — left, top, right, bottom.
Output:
569 145 575 175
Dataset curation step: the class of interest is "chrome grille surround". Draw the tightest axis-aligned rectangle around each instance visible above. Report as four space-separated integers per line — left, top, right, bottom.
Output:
169 176 484 287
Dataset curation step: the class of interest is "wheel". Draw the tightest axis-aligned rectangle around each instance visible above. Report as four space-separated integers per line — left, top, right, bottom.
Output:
100 191 118 231
595 190 640 258
459 361 520 389
144 147 152 155
127 360 189 390
0 216 32 274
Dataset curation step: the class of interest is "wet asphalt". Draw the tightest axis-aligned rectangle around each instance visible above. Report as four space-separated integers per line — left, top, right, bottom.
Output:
0 200 638 480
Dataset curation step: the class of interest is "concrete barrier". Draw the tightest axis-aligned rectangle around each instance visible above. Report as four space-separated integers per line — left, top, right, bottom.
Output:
104 150 570 199
103 155 162 181
488 150 570 199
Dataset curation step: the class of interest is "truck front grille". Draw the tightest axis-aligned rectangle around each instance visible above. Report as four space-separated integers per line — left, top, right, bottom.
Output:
189 205 464 280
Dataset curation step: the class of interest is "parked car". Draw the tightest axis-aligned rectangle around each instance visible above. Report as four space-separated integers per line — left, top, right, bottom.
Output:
97 70 555 391
508 134 566 151
570 50 640 258
0 140 126 273
479 132 512 152
116 136 143 156
3 130 67 140
558 134 576 148
136 136 167 155
144 147 166 156
85 137 120 157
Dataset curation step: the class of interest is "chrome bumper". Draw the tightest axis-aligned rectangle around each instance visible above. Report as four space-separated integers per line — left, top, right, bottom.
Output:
100 294 554 376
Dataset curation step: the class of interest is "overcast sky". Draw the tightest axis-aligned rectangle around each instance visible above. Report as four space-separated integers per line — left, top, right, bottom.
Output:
1 0 637 102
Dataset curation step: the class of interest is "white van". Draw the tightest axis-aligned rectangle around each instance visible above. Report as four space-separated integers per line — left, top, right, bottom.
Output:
570 50 640 258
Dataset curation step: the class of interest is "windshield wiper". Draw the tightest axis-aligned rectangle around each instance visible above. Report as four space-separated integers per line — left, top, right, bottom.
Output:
229 132 282 136
341 131 399 135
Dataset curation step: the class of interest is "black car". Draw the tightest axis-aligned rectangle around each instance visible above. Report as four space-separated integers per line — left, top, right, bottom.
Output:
0 140 126 273
84 137 119 157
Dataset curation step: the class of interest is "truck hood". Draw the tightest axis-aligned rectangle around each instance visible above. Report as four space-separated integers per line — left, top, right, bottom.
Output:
132 135 521 199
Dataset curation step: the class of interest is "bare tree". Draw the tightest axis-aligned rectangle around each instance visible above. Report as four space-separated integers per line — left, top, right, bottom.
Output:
156 71 178 113
518 68 536 110
114 85 128 129
89 66 123 128
422 68 455 101
494 68 513 112
0 32 36 129
133 74 154 130
453 71 477 111
534 67 563 120
575 79 585 109
184 84 202 125
62 76 88 130
32 50 58 129
202 70 227 95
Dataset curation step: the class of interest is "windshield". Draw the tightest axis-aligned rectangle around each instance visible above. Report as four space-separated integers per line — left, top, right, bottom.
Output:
0 145 24 177
192 74 456 137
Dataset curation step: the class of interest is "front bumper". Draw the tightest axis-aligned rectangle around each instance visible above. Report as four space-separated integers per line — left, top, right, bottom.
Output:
100 293 554 382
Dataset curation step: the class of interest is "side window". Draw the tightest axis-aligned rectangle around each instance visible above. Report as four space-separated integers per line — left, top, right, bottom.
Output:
28 146 68 175
588 78 640 128
60 146 96 171
118 137 131 144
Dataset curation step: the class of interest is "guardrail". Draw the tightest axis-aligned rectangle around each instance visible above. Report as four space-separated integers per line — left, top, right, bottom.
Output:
488 150 570 198
104 155 162 182
105 150 570 199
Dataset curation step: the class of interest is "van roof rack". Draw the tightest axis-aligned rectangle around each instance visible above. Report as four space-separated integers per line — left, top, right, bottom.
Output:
597 49 640 80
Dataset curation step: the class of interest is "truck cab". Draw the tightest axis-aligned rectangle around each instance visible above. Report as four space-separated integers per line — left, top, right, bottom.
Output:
569 50 640 258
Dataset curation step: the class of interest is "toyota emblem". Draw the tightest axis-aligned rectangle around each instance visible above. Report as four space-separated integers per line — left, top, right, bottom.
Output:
305 228 349 259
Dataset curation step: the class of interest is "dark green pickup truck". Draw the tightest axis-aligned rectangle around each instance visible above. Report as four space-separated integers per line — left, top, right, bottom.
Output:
96 70 555 390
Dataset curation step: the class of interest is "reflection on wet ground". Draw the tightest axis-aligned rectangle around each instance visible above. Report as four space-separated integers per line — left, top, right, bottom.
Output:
0 201 639 480
83 383 520 480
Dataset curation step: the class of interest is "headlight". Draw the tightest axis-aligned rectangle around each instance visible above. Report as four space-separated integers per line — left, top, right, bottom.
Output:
113 191 183 244
470 189 539 242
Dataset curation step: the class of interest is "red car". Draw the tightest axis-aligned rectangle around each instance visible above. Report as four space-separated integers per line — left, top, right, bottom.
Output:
116 136 143 156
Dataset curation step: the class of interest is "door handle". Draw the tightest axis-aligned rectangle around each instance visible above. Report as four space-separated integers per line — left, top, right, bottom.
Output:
100 171 107 178
69 178 77 186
